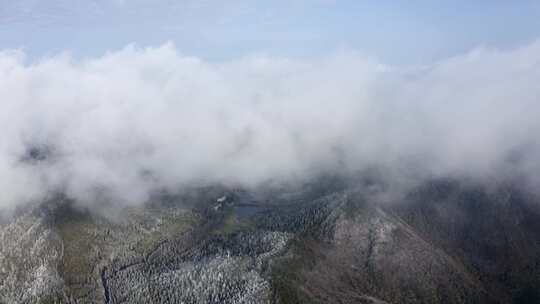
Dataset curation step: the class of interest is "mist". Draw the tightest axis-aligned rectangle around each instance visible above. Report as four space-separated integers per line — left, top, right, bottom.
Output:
1 41 540 211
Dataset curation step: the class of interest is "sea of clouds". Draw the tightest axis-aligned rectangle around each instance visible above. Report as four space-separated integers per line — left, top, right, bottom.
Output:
1 41 539 211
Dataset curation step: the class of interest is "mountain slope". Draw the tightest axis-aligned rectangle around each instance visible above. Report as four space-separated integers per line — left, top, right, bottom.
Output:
1 178 539 303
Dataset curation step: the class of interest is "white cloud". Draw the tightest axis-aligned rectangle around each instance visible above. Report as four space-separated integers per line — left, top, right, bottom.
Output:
1 41 539 211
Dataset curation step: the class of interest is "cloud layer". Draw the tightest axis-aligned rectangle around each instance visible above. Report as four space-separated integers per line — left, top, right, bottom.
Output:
1 41 540 210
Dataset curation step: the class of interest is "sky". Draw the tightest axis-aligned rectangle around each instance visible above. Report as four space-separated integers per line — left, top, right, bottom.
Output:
1 1 540 213
1 0 540 64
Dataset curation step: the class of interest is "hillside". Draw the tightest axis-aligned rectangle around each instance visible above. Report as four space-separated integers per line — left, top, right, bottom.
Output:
1 177 539 304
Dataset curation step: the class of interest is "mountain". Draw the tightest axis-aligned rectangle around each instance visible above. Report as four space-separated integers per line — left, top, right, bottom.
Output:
1 176 539 304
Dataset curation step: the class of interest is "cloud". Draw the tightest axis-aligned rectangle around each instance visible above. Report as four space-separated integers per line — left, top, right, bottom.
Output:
1 41 540 211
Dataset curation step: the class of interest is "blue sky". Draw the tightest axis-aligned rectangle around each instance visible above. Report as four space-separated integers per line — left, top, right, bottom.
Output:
1 0 540 64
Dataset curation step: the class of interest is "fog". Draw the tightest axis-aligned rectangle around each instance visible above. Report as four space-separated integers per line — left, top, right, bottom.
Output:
1 41 539 211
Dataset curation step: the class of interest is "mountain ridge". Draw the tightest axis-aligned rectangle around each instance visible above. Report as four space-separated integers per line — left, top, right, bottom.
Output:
1 176 539 303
